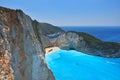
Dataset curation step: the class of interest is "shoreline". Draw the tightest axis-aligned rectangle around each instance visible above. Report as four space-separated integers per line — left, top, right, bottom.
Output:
45 47 60 54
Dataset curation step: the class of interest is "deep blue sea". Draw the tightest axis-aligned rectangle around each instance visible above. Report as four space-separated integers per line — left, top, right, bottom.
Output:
60 26 120 43
45 26 120 80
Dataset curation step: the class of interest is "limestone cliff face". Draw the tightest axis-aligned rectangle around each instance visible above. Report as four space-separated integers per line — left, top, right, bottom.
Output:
0 7 55 80
55 32 86 51
32 20 64 48
54 31 120 58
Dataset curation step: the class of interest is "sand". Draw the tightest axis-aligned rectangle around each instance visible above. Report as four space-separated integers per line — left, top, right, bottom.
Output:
45 47 60 54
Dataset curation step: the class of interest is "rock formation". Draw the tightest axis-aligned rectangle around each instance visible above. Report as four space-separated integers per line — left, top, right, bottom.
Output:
32 20 64 48
54 31 120 58
32 20 64 36
0 7 55 80
35 21 120 58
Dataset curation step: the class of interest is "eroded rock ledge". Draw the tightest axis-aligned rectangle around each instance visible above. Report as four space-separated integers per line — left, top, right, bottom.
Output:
0 7 55 80
57 31 120 57
44 31 120 58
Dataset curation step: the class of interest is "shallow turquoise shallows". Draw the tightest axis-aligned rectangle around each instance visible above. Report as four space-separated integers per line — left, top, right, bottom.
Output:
45 50 120 80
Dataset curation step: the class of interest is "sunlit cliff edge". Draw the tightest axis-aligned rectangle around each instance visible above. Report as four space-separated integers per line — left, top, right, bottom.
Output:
0 6 55 80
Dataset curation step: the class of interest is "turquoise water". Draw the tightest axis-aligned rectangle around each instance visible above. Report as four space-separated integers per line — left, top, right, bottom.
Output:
45 50 120 80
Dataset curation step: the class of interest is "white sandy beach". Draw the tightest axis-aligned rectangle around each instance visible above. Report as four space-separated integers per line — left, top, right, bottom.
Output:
45 47 60 54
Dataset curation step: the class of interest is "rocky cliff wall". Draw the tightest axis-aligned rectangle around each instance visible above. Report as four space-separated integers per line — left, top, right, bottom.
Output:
51 31 120 58
0 7 55 80
32 20 64 36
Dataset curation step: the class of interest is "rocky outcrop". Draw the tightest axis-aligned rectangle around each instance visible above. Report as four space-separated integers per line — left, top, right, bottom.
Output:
53 31 120 58
32 20 64 48
0 7 55 80
39 22 120 57
33 20 64 36
42 35 53 48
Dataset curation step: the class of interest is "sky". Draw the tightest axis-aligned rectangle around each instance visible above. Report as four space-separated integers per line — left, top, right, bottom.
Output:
0 0 120 26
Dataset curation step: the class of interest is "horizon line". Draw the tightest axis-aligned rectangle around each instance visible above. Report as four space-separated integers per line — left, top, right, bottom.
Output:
57 25 120 27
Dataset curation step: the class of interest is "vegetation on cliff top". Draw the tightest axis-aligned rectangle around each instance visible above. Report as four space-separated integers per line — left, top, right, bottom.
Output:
37 21 64 35
67 31 120 56
67 31 103 44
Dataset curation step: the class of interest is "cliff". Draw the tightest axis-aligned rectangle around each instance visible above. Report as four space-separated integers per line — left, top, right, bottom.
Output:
31 14 120 58
33 20 64 36
0 7 55 80
53 31 120 58
32 20 64 48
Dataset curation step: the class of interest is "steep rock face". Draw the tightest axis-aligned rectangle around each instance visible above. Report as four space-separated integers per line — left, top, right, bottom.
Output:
56 32 86 51
33 20 64 36
42 35 53 48
55 31 120 58
32 21 53 48
32 20 64 48
0 7 55 80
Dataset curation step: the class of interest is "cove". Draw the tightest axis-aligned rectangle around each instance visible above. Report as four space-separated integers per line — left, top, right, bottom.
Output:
45 50 120 80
